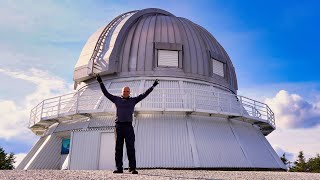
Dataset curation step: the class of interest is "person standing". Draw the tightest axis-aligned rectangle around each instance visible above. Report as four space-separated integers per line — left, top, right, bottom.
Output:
96 74 159 174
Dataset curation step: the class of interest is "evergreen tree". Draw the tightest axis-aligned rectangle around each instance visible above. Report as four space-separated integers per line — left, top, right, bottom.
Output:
280 153 289 165
290 151 307 172
306 154 320 173
0 147 15 170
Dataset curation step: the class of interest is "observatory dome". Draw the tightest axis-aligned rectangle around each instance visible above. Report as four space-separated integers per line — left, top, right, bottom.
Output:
19 8 283 171
74 8 238 92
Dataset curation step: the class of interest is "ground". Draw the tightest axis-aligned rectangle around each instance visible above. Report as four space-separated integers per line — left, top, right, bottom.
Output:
1 169 320 180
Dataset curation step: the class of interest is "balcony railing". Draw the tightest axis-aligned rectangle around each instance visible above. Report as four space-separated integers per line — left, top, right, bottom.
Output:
29 87 275 130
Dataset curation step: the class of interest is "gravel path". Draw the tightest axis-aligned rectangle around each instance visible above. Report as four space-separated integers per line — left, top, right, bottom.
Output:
1 170 319 180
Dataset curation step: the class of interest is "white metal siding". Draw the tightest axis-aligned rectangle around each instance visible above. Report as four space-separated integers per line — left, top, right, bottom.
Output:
230 120 279 168
60 154 68 169
88 116 115 128
255 127 287 169
158 50 178 67
69 131 101 170
191 116 249 168
135 114 194 168
54 120 89 133
61 154 69 170
25 134 61 169
212 58 224 77
16 137 47 169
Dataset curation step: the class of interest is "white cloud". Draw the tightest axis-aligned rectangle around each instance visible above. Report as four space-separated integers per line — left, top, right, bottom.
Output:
240 86 320 162
14 153 27 168
267 125 320 163
272 145 295 162
0 68 73 140
265 90 320 129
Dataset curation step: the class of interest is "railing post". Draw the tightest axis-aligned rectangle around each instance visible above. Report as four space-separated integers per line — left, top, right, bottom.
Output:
75 92 79 113
162 90 165 111
266 105 269 122
254 101 257 117
57 96 61 117
193 89 196 111
40 101 44 122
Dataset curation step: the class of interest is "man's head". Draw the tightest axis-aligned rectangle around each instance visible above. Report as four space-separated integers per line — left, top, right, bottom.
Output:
122 86 130 98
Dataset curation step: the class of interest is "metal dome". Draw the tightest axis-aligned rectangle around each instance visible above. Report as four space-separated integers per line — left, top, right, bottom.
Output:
74 8 238 92
19 8 284 171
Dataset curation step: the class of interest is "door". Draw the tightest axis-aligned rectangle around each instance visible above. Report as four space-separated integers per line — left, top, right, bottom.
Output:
98 132 115 169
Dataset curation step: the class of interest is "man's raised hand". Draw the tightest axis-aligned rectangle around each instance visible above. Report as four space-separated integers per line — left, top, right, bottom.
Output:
153 79 159 87
96 74 103 84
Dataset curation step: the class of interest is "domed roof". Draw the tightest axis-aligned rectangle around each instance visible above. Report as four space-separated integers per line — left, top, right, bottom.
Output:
74 8 238 92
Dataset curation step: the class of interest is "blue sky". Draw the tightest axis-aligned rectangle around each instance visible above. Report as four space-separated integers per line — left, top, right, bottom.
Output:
0 0 320 166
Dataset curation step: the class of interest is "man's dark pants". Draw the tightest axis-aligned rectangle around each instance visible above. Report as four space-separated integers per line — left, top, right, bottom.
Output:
114 122 136 170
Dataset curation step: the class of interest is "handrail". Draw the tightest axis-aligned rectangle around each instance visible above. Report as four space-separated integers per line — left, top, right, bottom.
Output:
29 87 276 130
87 11 137 76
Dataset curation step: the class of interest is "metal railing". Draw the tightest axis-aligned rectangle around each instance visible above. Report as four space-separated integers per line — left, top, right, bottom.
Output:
29 87 275 129
87 11 137 75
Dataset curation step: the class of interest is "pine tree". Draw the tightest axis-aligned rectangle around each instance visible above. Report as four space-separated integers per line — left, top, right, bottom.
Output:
0 147 15 170
290 151 307 172
306 154 320 173
280 153 289 165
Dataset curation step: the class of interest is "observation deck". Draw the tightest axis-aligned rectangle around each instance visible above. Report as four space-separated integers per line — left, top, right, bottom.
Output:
29 81 275 136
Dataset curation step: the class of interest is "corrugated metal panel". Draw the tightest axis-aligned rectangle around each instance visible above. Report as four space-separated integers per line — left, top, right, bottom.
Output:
60 154 68 169
61 154 69 170
54 120 89 133
212 58 224 77
191 116 250 168
88 116 115 128
42 123 58 137
25 134 62 169
135 114 194 168
230 120 280 168
16 137 47 170
158 50 178 67
255 127 287 169
69 130 101 170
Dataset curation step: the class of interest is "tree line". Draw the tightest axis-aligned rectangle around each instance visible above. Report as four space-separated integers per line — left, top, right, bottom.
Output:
281 151 320 173
1 145 319 171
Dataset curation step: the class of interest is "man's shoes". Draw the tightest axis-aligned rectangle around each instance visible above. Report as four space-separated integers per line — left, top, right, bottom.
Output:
128 168 138 174
130 169 138 174
113 169 123 173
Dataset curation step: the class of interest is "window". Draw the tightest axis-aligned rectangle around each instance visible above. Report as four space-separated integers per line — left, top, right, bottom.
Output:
61 138 70 154
158 50 179 67
212 58 224 77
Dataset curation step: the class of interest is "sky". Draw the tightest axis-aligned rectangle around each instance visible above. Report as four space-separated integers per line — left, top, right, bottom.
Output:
0 0 319 167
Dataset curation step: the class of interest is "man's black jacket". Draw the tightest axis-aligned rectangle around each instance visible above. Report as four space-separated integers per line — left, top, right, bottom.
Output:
99 83 154 123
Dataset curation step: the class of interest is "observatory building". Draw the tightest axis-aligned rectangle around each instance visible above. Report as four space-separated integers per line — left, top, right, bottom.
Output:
17 8 285 170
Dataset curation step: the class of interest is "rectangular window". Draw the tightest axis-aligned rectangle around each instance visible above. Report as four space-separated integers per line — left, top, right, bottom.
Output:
61 138 70 154
212 58 224 77
158 50 179 67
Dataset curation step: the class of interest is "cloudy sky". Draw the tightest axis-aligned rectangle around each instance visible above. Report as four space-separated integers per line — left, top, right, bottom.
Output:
0 0 319 167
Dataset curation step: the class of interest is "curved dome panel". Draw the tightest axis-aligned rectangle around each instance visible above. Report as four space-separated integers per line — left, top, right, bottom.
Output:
74 8 238 92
